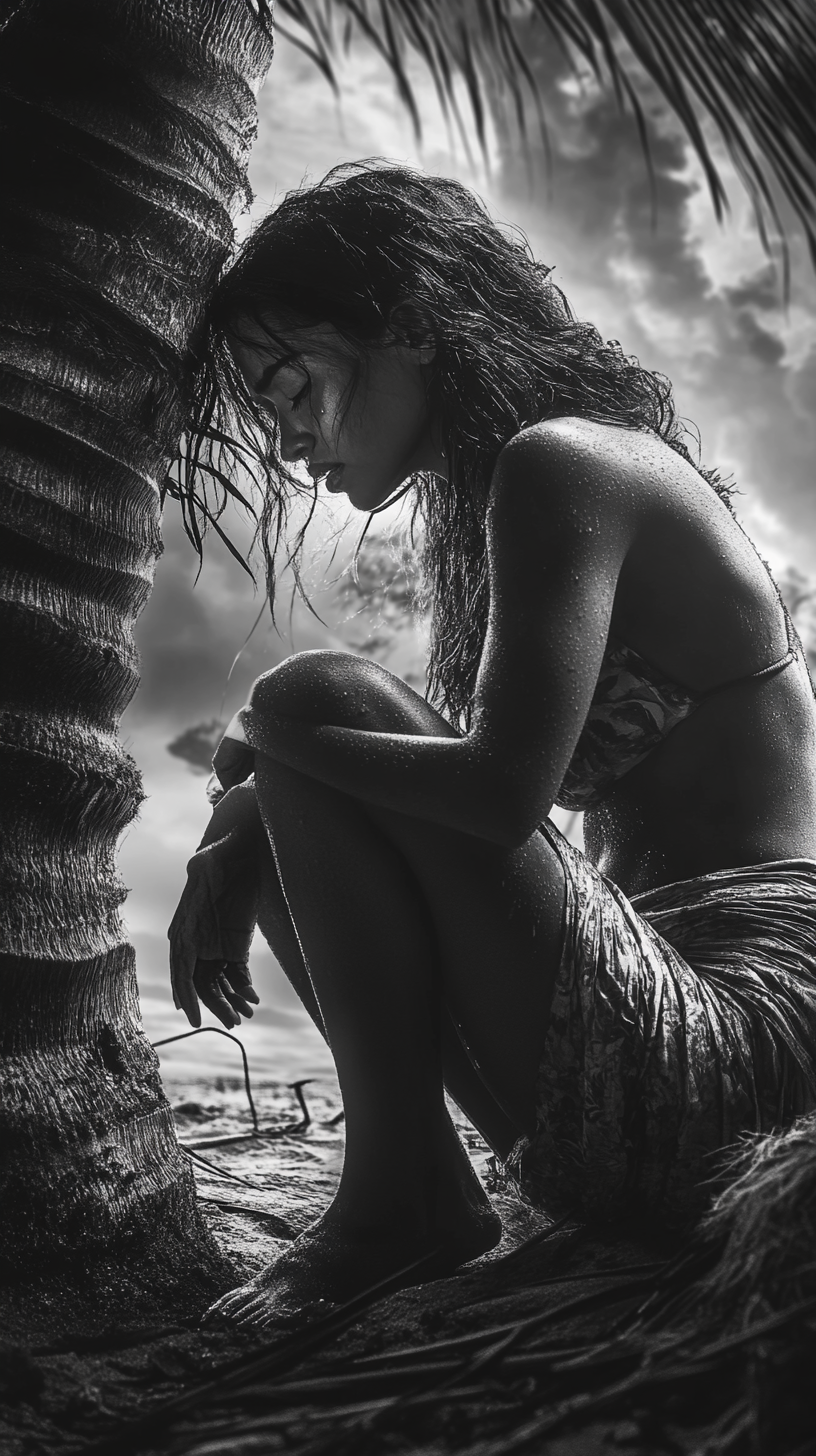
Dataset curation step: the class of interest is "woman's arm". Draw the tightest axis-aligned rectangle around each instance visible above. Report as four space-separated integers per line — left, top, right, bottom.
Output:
168 781 266 1027
197 776 266 857
241 422 640 846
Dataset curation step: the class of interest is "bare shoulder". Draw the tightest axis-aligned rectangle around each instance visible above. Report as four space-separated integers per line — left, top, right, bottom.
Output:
500 415 627 457
491 417 678 503
488 418 670 548
485 421 663 587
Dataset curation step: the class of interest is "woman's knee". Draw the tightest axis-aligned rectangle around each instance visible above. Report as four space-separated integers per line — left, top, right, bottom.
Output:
249 650 456 737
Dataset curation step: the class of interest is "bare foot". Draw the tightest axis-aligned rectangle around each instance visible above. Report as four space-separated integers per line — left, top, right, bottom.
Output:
205 1194 501 1330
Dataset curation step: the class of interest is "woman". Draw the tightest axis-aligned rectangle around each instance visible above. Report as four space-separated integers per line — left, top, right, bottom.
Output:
169 162 816 1329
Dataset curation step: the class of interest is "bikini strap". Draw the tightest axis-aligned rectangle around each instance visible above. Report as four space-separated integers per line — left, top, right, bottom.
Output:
700 608 797 699
737 646 797 684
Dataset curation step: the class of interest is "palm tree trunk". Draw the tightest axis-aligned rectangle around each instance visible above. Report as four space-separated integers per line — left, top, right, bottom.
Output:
0 0 273 1330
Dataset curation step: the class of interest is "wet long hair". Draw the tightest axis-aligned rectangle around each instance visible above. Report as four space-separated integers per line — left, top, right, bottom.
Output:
178 160 730 729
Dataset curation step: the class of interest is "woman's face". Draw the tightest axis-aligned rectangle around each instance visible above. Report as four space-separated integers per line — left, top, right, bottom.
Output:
230 319 445 511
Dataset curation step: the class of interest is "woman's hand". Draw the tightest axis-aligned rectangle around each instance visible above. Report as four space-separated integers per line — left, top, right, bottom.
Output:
168 839 261 1029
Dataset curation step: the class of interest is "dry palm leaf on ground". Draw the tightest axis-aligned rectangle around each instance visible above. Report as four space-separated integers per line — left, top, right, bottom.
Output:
2 1078 815 1455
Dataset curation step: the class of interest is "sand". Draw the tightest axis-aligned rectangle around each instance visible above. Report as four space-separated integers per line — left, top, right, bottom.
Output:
0 1077 798 1456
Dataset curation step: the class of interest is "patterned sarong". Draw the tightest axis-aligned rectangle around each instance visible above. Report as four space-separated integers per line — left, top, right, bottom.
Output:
515 827 816 1230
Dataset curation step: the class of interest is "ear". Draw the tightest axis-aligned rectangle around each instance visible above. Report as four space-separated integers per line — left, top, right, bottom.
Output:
388 299 437 363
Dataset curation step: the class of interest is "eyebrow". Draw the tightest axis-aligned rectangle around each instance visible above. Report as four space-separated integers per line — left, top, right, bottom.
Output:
253 353 297 395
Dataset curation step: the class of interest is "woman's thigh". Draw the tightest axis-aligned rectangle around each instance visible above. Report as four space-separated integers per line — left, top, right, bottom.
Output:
250 651 567 1138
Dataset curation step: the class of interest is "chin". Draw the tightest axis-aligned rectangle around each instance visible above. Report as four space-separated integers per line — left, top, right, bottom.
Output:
347 482 398 512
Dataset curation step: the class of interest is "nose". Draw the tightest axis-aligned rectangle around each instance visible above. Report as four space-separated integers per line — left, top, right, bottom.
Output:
277 413 316 465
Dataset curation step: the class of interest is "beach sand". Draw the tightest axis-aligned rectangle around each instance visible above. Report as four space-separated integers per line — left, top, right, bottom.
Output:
0 1077 730 1456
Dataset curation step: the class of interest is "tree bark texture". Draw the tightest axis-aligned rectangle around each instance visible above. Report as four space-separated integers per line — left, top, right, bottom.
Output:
0 0 273 1319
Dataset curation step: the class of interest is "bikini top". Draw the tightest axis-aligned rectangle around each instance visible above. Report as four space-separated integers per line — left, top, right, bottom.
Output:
555 612 798 813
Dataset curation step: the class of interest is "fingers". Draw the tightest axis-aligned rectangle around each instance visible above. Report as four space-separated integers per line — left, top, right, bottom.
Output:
193 960 258 1029
205 773 226 807
168 857 260 1030
169 923 203 1028
225 991 256 1018
172 966 202 1028
194 961 240 1028
222 961 260 1018
223 959 260 1003
172 967 202 1028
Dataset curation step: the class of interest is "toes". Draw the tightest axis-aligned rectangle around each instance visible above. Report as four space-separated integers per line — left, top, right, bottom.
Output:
232 1292 274 1326
203 1287 251 1324
203 1281 280 1329
202 1301 233 1326
233 1306 267 1330
232 1306 270 1330
219 1286 249 1309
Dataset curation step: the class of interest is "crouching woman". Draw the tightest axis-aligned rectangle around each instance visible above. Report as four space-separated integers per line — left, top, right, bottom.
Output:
168 162 816 1328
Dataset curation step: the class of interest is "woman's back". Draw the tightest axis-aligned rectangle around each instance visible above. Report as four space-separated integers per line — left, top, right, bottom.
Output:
538 419 816 892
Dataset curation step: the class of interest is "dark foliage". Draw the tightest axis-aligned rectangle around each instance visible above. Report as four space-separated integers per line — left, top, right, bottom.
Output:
278 0 816 273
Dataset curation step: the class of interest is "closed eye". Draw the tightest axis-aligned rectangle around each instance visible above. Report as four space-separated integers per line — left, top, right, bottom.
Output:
290 381 310 410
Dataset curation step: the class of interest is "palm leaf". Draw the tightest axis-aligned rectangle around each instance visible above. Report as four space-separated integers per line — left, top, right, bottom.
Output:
279 0 816 269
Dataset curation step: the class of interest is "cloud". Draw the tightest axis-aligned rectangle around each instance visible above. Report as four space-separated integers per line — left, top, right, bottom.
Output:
723 264 781 312
246 32 496 225
788 345 816 421
472 17 816 568
731 308 786 366
127 506 275 731
166 720 223 773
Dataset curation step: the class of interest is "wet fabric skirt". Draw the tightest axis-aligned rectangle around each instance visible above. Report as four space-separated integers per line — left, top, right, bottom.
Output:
514 827 816 1230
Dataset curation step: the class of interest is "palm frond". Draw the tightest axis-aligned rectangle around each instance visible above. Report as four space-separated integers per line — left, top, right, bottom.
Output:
279 0 816 269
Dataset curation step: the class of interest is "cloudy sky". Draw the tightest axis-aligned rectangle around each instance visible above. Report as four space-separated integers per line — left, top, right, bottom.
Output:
120 23 816 1082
